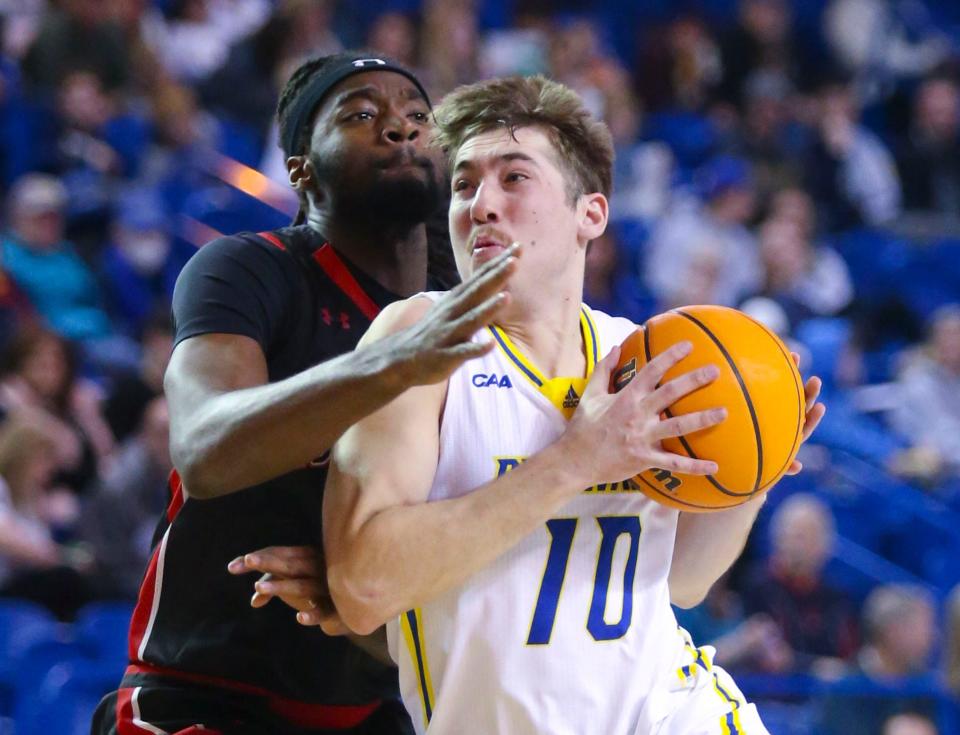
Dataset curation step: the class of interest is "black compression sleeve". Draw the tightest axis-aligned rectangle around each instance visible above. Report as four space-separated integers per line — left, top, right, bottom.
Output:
171 235 297 351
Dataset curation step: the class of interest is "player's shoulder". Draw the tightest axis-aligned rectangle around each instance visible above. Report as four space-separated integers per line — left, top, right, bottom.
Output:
582 304 640 347
359 290 444 346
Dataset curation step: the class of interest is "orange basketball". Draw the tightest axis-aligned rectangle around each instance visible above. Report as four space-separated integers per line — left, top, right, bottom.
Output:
612 305 805 512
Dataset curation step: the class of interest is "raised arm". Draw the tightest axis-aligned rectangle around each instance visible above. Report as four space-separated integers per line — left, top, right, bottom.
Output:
324 323 727 635
167 242 519 499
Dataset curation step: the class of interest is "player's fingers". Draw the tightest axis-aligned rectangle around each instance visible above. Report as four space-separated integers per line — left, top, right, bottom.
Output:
443 245 519 315
229 545 316 574
238 555 317 578
646 364 719 414
650 452 719 476
255 577 323 600
803 376 822 413
791 351 800 367
801 402 826 442
632 341 693 392
583 345 622 398
784 459 803 476
652 407 727 440
250 590 273 608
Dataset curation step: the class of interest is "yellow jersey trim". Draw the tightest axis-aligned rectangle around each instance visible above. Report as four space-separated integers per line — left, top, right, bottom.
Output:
400 608 436 724
487 306 601 419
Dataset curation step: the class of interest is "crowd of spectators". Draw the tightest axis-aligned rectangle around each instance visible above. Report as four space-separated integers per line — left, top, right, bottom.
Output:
0 0 958 731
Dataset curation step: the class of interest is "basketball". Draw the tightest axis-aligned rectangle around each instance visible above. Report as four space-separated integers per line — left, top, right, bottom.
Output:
612 305 806 512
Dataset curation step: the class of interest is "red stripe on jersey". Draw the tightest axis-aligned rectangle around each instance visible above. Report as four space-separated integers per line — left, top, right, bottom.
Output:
257 231 287 251
129 473 184 663
125 662 381 729
128 544 161 662
166 470 184 523
115 687 139 735
312 244 381 321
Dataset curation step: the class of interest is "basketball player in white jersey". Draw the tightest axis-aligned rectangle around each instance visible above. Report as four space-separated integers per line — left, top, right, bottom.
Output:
321 76 824 734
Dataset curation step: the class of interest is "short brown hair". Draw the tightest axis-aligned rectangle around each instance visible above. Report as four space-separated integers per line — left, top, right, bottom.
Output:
433 75 614 203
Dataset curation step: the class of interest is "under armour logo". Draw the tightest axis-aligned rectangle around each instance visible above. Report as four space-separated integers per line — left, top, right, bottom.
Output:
352 58 387 67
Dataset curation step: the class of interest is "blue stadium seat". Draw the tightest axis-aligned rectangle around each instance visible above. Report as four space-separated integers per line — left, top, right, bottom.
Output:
0 601 62 719
16 660 117 735
75 601 134 666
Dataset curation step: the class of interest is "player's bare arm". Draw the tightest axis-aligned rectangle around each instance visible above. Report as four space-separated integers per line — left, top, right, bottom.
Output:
166 246 518 499
323 311 727 635
669 367 826 608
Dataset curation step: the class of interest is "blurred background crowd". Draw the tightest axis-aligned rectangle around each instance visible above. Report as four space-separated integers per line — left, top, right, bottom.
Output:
0 0 958 732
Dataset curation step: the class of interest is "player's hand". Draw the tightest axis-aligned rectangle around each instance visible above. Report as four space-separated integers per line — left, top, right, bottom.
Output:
559 341 727 486
387 243 520 385
784 352 826 475
227 545 348 635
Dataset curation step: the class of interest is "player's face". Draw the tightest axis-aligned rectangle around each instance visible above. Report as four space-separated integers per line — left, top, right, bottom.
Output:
305 71 442 225
448 126 606 296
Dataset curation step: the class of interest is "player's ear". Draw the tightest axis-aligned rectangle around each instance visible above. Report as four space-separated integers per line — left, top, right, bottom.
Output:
286 155 313 191
577 192 608 245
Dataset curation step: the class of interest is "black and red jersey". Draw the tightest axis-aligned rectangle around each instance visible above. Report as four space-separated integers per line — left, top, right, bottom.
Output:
109 226 423 733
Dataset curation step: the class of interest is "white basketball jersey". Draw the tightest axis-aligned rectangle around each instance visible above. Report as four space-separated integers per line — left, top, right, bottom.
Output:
386 300 713 735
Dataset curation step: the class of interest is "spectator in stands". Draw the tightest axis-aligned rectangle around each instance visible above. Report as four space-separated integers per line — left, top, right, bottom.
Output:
757 213 854 329
103 311 171 444
897 76 960 216
368 10 419 71
141 0 271 84
83 396 170 599
805 78 902 230
419 0 479 97
0 326 115 492
634 14 722 113
140 82 219 212
742 493 859 671
882 714 939 735
1 174 113 340
645 155 763 308
821 584 938 735
201 0 342 140
734 71 810 201
674 572 794 673
824 0 951 98
717 0 817 108
21 0 131 92
101 188 178 338
0 414 94 620
947 583 960 699
889 305 960 478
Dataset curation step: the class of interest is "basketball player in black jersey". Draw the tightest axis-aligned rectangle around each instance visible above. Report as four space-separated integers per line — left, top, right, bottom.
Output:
91 52 518 735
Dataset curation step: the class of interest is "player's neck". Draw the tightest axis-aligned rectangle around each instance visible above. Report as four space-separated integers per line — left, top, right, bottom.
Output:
309 217 428 297
498 291 587 379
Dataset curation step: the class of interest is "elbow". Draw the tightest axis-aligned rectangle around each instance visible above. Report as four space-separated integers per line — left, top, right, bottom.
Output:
171 436 225 500
327 564 394 636
669 578 711 609
670 588 708 609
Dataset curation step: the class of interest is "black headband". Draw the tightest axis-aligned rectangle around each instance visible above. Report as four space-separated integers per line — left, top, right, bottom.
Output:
280 56 432 158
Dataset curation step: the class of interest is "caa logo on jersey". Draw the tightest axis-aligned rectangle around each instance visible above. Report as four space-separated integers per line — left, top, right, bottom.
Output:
471 373 513 388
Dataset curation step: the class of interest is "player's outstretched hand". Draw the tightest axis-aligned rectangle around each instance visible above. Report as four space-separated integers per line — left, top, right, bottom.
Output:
387 243 520 386
559 341 727 486
227 545 347 635
784 352 826 475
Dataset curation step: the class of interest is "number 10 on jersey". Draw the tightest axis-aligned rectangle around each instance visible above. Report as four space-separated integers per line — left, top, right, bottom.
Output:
527 515 641 645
